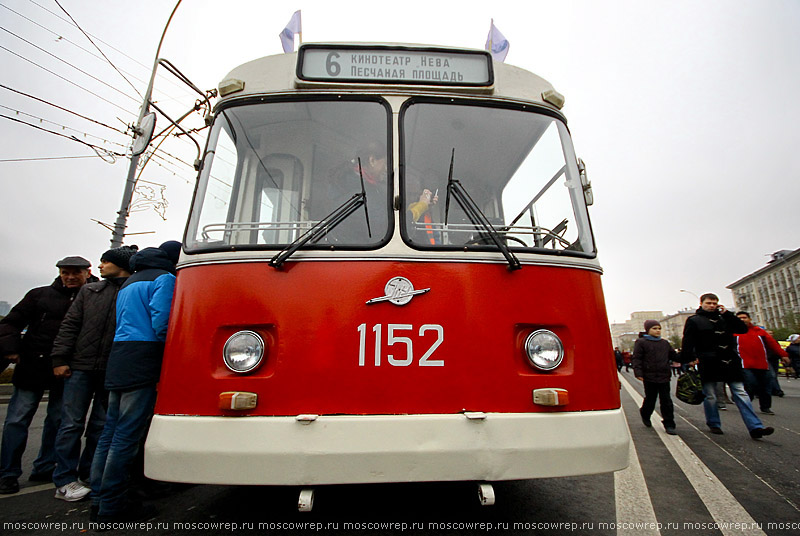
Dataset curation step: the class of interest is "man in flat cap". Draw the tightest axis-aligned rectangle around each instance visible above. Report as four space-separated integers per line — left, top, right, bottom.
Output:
0 256 95 494
50 246 137 502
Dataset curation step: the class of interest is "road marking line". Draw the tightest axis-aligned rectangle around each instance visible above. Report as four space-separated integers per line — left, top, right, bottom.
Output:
677 411 800 513
0 483 53 499
620 374 766 536
614 420 660 535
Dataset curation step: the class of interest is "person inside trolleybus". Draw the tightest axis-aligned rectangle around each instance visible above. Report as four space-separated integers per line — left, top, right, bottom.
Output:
322 141 389 244
406 169 441 245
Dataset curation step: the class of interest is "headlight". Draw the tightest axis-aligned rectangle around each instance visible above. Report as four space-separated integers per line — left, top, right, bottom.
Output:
223 330 265 373
524 329 564 371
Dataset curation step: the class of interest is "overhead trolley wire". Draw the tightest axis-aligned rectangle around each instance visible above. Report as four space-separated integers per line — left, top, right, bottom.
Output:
24 0 196 100
0 2 191 105
0 155 97 162
0 83 127 134
53 0 142 99
0 26 141 104
0 112 126 161
0 44 136 117
0 104 128 148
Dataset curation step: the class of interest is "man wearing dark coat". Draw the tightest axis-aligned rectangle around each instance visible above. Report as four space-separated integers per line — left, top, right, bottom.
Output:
681 293 773 439
633 320 679 435
50 246 137 502
0 256 94 494
91 245 177 522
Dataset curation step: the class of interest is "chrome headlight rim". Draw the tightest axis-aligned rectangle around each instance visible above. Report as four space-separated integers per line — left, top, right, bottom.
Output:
524 329 564 371
223 330 265 374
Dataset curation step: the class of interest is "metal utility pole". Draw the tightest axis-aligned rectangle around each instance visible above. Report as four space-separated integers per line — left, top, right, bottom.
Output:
110 1 182 247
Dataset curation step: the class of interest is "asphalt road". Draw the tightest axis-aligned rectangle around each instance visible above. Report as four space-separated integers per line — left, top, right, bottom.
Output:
1 374 799 535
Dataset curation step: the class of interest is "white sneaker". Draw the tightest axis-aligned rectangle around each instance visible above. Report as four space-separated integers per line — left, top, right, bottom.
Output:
54 481 91 502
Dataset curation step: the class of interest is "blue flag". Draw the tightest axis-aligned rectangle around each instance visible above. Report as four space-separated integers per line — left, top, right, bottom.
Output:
485 20 509 62
279 10 302 53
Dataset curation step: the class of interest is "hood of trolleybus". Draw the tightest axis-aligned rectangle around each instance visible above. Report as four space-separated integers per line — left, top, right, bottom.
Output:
154 258 621 417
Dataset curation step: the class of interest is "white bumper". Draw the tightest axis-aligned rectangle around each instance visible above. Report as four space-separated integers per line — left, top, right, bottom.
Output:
145 410 630 485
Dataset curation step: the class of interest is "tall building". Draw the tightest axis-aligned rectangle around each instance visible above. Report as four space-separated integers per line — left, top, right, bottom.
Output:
727 248 800 329
610 309 694 350
610 311 663 350
660 309 694 346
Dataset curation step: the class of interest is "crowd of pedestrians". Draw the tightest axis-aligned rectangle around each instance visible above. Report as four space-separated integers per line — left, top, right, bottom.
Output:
620 293 795 439
0 241 179 524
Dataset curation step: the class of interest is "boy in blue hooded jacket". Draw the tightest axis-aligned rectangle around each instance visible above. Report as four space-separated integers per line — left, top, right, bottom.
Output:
90 244 177 522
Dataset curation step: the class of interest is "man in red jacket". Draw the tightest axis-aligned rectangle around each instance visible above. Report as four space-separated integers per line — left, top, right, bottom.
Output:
735 311 788 415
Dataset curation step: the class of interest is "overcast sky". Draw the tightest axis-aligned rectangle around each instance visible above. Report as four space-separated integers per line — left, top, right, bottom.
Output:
1 0 798 323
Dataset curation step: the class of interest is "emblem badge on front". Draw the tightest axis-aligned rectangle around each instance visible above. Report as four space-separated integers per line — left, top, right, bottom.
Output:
366 277 430 306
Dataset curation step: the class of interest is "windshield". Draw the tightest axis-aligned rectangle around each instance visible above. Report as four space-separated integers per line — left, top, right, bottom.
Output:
401 100 594 255
186 98 392 251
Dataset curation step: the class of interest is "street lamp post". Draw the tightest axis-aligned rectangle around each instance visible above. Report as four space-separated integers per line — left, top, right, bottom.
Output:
680 289 700 301
110 0 183 247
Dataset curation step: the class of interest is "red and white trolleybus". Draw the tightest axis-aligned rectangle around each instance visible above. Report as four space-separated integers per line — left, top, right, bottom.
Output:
144 43 630 509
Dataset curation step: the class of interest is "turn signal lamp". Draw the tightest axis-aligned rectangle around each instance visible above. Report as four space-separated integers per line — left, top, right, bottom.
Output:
219 392 257 410
532 388 569 407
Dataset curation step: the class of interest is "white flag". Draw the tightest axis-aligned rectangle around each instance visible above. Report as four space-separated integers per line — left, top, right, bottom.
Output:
485 20 509 62
279 10 302 53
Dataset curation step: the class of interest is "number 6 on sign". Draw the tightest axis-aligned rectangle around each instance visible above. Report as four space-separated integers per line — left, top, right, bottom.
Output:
357 323 444 367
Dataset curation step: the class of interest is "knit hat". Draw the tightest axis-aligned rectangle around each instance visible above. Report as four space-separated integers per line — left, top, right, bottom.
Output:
101 245 139 273
644 320 661 332
159 240 181 265
56 256 91 268
789 334 800 343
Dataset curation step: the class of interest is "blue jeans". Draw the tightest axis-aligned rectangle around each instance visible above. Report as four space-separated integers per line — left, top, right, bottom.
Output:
53 370 108 487
702 381 764 432
90 387 157 517
741 369 772 412
0 383 64 479
767 358 783 394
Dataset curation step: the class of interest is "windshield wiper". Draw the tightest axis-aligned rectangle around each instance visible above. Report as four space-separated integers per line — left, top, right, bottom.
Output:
444 148 521 271
269 158 371 269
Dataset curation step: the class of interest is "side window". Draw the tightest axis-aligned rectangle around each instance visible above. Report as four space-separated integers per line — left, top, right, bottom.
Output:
256 154 304 244
194 126 237 245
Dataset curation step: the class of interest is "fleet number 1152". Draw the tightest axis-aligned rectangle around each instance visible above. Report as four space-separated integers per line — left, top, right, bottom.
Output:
357 324 444 367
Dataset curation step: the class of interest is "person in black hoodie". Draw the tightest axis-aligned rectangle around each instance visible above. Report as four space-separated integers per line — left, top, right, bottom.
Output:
50 246 137 502
0 256 95 494
633 320 680 435
90 244 177 522
681 293 773 439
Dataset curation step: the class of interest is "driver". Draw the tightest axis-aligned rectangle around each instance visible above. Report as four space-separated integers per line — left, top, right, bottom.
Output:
323 142 389 244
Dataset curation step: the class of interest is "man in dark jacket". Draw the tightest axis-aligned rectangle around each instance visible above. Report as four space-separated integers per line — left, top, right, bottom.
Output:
91 245 177 522
633 320 680 435
681 293 773 439
50 246 137 502
0 256 93 494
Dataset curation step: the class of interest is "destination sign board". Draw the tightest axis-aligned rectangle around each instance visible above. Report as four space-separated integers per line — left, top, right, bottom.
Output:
297 45 493 87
